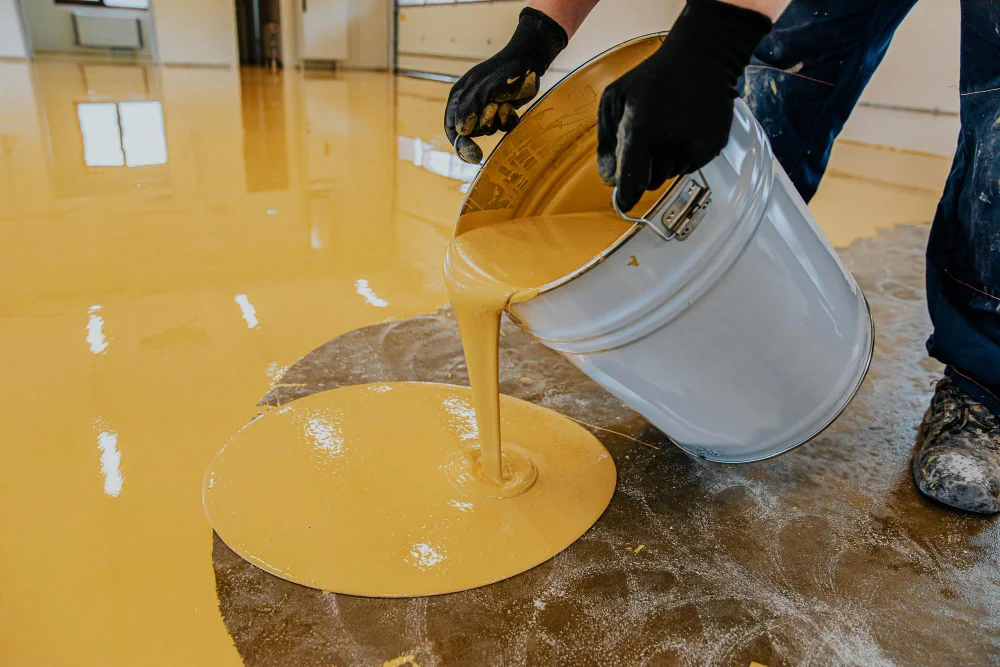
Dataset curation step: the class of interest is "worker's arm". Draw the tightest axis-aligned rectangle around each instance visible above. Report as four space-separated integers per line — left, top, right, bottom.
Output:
719 0 790 20
599 0 788 211
527 0 789 35
525 0 601 39
444 0 598 163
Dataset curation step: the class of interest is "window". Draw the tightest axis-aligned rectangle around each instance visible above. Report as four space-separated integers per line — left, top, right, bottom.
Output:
57 0 150 9
77 101 167 168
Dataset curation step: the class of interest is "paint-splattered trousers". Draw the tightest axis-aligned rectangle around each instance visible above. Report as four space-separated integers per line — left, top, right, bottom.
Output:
743 0 1000 413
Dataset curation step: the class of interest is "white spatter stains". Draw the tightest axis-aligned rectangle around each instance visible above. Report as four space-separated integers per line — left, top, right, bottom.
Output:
304 411 344 455
408 543 445 570
265 361 290 384
925 452 989 485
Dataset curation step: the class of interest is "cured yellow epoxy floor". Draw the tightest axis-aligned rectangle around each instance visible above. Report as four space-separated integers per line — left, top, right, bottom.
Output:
0 61 948 666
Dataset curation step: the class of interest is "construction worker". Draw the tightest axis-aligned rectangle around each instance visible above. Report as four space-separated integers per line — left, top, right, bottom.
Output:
445 0 1000 514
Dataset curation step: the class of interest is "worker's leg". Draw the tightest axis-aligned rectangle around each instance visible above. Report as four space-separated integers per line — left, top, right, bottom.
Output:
915 1 1000 512
741 0 918 202
926 1 1000 416
747 1 1000 512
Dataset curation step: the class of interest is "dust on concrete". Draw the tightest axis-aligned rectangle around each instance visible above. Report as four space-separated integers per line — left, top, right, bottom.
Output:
213 224 1000 666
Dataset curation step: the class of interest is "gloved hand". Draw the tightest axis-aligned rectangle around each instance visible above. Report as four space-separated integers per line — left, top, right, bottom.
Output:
445 8 568 164
597 0 772 212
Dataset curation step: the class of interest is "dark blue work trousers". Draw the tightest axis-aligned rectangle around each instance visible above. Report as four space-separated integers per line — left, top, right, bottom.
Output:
742 0 1000 413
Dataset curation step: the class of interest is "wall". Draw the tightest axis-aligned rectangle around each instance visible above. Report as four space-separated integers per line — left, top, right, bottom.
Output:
858 1 960 114
0 0 30 58
550 0 683 76
290 0 391 69
20 0 155 58
395 0 958 108
396 1 523 77
152 0 238 66
345 0 390 68
838 0 961 155
396 0 682 78
280 0 299 66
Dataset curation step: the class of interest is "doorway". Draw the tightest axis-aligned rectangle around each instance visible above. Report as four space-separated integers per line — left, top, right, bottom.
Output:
235 0 282 67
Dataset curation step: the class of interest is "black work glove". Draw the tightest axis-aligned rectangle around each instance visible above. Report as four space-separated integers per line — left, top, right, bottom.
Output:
445 8 568 164
598 0 772 212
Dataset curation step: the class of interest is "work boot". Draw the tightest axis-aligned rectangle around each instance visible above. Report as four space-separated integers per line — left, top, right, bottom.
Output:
912 377 1000 514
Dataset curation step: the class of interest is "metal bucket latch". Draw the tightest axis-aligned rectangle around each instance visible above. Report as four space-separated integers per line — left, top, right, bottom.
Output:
612 171 712 243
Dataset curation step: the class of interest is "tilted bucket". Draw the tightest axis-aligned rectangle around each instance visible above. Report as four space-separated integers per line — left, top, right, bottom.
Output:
454 35 874 463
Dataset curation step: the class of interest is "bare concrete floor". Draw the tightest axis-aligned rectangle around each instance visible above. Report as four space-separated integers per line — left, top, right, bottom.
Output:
213 223 999 666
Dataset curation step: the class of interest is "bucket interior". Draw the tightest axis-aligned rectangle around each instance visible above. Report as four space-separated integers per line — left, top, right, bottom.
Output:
453 35 674 241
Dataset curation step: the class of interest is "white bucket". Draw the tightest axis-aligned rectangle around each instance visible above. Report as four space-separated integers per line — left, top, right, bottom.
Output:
455 35 874 463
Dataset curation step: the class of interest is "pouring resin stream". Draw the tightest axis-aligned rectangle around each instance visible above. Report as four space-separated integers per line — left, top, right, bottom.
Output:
444 211 633 485
203 211 627 596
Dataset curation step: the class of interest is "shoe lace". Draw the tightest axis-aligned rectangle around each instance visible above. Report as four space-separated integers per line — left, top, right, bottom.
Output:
942 391 995 434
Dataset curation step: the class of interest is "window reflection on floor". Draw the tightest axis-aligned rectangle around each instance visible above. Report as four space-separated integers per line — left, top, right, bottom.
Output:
240 69 289 193
77 102 125 167
397 135 479 184
119 101 167 167
77 100 167 168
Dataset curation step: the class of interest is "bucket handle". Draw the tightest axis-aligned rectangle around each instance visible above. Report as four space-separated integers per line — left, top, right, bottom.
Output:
611 169 713 242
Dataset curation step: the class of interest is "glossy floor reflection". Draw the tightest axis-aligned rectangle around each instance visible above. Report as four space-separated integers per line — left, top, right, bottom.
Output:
0 61 949 666
0 63 469 666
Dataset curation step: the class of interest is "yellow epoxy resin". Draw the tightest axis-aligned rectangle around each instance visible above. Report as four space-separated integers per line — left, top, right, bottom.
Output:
203 382 616 597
